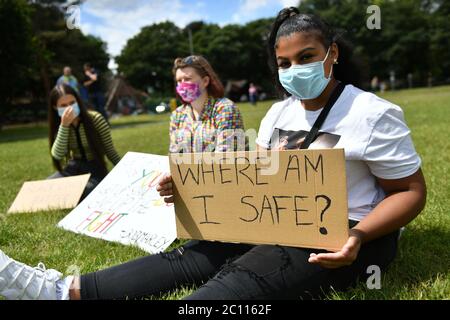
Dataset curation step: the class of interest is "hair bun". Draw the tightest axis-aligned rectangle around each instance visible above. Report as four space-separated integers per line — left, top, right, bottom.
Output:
281 6 299 17
173 57 183 67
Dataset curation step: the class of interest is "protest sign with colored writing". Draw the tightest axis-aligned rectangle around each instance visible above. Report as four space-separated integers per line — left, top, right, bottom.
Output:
58 152 176 254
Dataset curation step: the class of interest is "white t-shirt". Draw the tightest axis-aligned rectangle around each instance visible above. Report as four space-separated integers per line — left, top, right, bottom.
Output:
256 84 421 221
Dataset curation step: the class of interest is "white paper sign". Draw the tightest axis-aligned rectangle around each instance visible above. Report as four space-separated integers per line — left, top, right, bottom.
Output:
58 152 176 254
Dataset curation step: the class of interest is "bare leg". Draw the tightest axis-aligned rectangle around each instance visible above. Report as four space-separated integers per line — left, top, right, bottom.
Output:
69 276 81 300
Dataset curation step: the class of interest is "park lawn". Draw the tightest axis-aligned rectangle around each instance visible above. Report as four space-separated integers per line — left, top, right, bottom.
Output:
0 85 449 300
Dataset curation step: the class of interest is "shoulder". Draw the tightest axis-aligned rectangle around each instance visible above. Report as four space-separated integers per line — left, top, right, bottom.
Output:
171 105 186 119
88 110 102 119
344 85 404 125
88 111 108 125
257 96 295 133
213 97 239 112
211 98 243 120
255 97 296 148
261 96 296 122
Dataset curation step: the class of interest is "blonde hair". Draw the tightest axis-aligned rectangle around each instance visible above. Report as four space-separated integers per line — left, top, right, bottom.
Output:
173 55 225 98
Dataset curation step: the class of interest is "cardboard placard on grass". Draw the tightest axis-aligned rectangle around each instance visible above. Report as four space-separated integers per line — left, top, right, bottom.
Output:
8 174 90 214
169 149 349 251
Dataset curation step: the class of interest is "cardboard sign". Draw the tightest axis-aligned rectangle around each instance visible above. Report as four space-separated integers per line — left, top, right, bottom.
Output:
58 152 176 254
8 174 91 214
169 149 349 251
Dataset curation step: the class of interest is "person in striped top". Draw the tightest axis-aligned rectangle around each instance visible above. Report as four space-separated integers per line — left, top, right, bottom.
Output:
47 84 120 200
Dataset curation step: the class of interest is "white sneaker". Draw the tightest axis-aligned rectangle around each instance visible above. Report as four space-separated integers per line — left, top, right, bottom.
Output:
0 250 62 300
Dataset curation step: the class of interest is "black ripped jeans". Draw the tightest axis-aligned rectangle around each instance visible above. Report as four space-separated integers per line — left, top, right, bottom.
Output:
80 221 399 300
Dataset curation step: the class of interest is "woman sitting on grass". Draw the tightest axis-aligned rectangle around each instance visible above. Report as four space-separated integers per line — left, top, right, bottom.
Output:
47 84 121 200
153 9 426 300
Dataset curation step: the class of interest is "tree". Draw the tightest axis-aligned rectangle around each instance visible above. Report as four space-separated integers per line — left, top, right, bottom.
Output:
0 0 33 127
298 0 446 87
29 1 109 101
116 21 189 96
97 0 450 104
117 19 278 98
242 18 275 94
0 0 110 124
428 0 450 81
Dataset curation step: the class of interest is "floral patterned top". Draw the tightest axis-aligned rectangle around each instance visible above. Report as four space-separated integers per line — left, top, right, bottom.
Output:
169 96 245 153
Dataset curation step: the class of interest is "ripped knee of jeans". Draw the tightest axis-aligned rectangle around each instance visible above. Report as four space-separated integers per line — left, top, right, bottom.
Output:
221 245 291 278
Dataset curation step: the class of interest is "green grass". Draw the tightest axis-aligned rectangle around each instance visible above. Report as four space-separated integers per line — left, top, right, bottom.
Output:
0 86 449 300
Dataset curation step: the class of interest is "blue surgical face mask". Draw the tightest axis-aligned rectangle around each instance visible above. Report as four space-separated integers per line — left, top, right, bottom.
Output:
278 47 333 100
57 102 80 117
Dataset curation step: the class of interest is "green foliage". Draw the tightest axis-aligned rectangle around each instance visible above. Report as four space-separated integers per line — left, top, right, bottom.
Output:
116 22 189 95
0 0 33 123
28 1 110 92
116 0 450 97
117 19 275 96
0 0 109 125
298 0 450 85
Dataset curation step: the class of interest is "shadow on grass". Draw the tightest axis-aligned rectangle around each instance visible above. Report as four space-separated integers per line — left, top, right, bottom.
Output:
111 119 167 130
339 226 450 299
0 126 49 144
0 118 167 144
393 226 450 281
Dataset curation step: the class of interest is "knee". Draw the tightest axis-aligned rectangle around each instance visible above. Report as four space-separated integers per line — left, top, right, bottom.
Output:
231 245 291 278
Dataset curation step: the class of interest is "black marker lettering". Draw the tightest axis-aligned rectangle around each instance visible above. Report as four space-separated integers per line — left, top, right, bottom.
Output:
305 154 324 184
259 195 275 224
315 194 331 235
236 157 254 185
239 196 259 222
193 195 220 224
201 162 216 184
293 196 313 226
176 162 200 185
255 157 269 185
219 158 232 184
272 196 292 224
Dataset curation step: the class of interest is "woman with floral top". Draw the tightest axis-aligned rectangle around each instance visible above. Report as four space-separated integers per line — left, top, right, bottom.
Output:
169 55 245 154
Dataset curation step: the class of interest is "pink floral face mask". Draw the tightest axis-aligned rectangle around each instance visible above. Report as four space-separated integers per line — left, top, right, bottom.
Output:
176 82 202 103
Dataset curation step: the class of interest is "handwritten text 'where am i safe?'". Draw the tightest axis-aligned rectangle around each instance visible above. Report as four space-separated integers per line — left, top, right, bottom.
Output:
169 149 349 251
